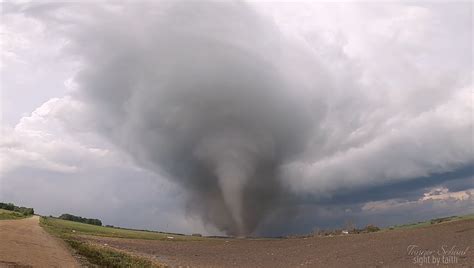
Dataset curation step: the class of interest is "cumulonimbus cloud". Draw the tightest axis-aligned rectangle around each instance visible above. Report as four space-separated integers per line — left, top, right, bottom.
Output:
11 1 473 235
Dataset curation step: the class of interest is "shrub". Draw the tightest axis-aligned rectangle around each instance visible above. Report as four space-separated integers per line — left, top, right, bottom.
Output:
0 202 34 215
430 216 456 225
364 224 380 233
0 203 15 211
59 213 102 226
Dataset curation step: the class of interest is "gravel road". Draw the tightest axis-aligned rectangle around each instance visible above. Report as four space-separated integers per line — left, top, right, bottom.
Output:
0 216 78 268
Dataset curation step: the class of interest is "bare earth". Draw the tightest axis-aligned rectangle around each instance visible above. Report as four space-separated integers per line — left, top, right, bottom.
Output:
82 219 474 267
0 216 78 268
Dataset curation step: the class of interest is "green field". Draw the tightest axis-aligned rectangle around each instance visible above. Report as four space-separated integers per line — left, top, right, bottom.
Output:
0 208 30 220
388 214 474 230
40 216 203 241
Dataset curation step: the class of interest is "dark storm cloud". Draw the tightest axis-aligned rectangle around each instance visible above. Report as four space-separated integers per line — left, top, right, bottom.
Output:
60 1 318 235
7 1 473 236
318 165 474 205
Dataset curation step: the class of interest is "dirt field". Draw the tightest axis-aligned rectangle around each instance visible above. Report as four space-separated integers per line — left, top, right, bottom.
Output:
0 216 78 268
81 219 474 267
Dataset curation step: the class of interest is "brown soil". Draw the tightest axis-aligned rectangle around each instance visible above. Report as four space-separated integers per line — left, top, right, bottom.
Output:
82 219 474 268
0 216 78 268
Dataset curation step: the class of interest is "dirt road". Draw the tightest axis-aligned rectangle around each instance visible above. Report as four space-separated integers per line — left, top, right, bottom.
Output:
0 216 78 268
83 219 474 267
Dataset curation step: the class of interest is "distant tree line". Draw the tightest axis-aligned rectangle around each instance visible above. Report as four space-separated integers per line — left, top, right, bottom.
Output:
0 202 34 215
59 213 102 226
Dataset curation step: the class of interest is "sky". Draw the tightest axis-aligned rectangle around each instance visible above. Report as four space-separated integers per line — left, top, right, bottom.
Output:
0 1 473 236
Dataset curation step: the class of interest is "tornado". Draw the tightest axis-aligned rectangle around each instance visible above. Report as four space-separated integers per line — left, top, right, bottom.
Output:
73 1 312 235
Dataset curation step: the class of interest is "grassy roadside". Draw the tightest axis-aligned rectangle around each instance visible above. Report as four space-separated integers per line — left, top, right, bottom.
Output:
40 217 164 267
65 239 161 267
0 208 31 220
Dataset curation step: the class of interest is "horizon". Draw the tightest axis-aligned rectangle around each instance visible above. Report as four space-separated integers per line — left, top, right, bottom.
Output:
1 1 473 237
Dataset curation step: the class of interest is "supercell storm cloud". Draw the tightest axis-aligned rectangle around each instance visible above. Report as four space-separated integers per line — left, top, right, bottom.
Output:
72 2 315 235
1 1 472 236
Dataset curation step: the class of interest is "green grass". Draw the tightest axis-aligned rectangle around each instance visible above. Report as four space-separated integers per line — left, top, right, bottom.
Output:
65 239 161 267
40 216 203 241
0 208 30 220
388 214 474 230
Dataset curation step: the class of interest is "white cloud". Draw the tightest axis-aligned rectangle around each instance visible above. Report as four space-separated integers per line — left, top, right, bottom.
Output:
1 96 104 175
421 187 473 202
362 187 474 212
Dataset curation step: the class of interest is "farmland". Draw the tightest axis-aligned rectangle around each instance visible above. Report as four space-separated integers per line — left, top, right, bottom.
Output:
1 213 472 267
46 214 474 267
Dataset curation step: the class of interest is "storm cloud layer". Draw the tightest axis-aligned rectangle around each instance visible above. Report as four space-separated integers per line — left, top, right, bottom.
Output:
69 2 317 235
1 1 473 236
